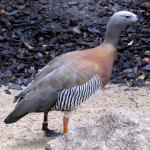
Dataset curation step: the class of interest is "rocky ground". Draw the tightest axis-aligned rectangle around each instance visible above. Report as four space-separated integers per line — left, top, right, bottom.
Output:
0 0 150 149
0 0 150 88
46 108 150 150
0 82 149 150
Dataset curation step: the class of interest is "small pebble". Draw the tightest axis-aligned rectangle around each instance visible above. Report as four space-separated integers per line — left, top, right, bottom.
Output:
143 64 150 71
68 0 79 6
4 89 11 95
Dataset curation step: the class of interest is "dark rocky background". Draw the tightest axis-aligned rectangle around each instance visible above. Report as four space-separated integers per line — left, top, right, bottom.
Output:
0 0 149 90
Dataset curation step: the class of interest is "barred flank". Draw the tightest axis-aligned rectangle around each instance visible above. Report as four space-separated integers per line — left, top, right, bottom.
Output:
51 75 101 111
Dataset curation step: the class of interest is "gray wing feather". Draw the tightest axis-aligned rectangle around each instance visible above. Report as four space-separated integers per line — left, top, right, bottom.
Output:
4 87 58 124
22 87 58 112
14 56 66 102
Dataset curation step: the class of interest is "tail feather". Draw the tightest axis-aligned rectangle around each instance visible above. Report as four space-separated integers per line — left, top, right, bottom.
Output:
13 95 23 103
13 92 26 103
4 100 29 124
13 85 32 103
4 111 27 124
5 87 58 124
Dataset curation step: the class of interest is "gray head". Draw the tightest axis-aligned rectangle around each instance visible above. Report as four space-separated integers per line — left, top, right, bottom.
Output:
104 11 138 47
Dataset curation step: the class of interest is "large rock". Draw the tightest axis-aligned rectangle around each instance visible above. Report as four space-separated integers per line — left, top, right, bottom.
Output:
46 109 150 150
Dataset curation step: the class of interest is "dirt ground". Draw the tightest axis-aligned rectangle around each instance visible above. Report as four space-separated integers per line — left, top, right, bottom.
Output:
0 83 150 150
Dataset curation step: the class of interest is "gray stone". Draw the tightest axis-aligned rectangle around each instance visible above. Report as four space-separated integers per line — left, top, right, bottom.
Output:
68 0 79 6
46 108 150 150
143 64 150 71
144 51 150 57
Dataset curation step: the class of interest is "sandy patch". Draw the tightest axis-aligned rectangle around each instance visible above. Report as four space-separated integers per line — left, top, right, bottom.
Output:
0 83 150 150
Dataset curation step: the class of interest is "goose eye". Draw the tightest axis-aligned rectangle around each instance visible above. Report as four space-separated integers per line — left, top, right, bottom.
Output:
125 15 131 19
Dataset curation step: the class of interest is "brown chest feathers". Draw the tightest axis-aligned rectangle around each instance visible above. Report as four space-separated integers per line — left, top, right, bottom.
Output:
81 42 117 86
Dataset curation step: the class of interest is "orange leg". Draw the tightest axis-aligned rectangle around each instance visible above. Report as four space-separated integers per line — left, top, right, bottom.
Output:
63 116 69 134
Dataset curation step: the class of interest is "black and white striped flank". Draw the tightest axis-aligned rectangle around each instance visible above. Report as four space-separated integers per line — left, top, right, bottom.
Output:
51 75 101 111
